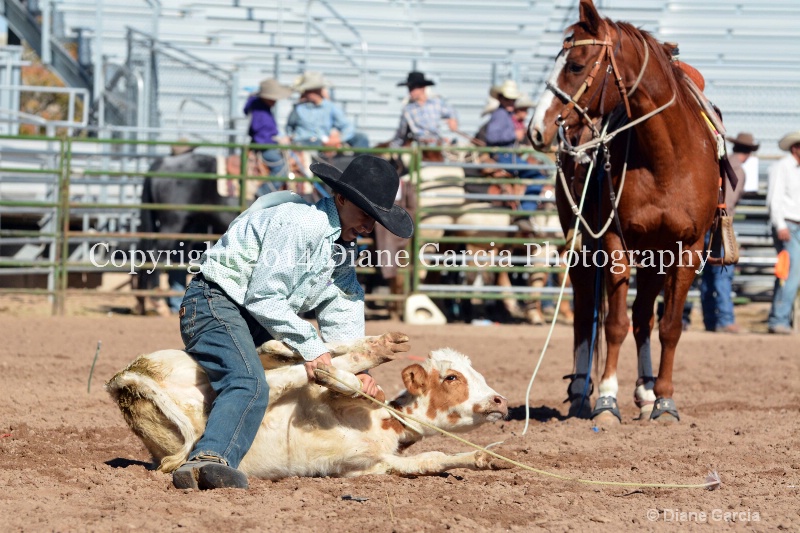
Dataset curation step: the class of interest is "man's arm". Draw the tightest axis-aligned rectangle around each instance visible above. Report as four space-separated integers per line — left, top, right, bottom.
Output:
390 111 411 147
329 103 356 143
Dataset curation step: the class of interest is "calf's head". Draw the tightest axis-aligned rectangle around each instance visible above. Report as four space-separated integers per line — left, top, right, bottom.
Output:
398 348 507 434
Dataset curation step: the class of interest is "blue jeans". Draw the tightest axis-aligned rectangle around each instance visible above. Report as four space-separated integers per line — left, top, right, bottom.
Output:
700 264 735 330
768 222 800 329
494 152 546 211
257 149 286 197
346 132 370 148
179 275 272 468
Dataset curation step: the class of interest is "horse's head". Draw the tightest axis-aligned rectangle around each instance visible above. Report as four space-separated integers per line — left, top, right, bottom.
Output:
529 0 631 150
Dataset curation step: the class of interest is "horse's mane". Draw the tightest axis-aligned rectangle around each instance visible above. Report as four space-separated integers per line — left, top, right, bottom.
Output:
614 21 696 111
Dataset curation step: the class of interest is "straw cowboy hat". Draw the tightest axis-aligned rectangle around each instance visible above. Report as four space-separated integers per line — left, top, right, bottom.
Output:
170 138 195 156
481 97 500 116
398 71 435 89
726 132 759 152
514 95 536 110
258 78 292 101
310 154 414 239
293 71 329 93
490 80 521 100
778 130 800 151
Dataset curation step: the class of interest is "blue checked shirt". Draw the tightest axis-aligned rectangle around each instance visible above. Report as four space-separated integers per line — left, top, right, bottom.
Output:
200 191 364 360
390 97 457 146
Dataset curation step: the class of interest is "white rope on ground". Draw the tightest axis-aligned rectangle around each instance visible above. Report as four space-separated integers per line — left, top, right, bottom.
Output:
315 368 721 490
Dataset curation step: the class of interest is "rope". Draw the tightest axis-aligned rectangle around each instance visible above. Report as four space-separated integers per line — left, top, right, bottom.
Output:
315 369 720 490
520 129 603 435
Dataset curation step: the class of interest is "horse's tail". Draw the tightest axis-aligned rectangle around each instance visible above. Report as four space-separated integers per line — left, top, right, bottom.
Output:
106 352 204 472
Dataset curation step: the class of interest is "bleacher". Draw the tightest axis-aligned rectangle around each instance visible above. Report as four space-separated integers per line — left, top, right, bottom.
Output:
5 0 800 303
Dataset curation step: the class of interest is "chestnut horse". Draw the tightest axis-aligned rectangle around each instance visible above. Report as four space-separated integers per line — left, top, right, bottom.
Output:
529 0 721 423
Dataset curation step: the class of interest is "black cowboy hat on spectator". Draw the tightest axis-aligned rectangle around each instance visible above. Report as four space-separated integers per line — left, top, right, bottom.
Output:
726 132 760 153
310 155 414 239
398 71 435 89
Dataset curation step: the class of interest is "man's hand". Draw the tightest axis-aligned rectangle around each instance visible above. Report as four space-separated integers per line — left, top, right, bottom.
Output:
447 118 459 132
778 228 791 241
324 130 343 148
356 372 379 398
305 352 333 382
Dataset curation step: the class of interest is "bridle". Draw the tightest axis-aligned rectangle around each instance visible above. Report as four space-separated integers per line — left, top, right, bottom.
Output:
545 23 644 139
545 23 677 246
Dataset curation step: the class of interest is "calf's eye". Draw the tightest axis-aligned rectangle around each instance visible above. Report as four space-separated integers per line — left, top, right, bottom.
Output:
444 375 457 382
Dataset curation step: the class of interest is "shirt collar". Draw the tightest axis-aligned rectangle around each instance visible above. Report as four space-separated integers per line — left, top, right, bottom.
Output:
317 196 342 240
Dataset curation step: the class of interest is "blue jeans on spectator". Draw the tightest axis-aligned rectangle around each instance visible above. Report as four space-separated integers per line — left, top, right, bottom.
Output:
700 264 735 331
179 275 271 468
257 149 286 197
699 229 736 330
768 221 800 329
346 132 370 148
495 152 545 211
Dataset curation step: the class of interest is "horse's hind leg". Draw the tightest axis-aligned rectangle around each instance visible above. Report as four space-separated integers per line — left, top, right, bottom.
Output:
592 241 631 426
654 258 699 422
630 267 664 420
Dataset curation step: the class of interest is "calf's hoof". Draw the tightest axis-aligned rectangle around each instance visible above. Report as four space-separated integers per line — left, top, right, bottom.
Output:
475 451 514 471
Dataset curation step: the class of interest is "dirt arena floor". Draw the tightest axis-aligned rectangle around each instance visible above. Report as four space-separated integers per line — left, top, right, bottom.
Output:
0 295 798 532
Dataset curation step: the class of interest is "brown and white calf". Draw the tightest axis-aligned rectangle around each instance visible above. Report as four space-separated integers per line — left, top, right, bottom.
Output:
106 332 509 479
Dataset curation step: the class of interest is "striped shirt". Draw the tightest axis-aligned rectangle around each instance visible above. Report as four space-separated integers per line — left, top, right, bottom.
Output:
200 191 364 360
391 97 457 146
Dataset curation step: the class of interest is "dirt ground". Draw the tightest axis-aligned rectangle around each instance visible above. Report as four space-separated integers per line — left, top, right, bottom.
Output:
0 295 798 532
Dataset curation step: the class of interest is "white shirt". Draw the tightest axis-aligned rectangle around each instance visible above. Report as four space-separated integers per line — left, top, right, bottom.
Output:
767 154 800 231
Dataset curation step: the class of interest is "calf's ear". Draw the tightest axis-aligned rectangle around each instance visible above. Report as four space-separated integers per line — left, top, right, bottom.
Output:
402 364 428 396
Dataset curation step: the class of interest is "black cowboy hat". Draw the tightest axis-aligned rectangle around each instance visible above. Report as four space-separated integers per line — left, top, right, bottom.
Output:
310 155 414 239
397 71 435 89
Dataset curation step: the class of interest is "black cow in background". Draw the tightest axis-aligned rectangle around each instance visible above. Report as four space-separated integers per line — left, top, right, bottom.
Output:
135 149 238 315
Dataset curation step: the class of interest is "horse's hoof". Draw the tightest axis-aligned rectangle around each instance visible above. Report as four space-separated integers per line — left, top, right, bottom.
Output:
634 404 654 422
568 399 593 419
591 396 622 426
558 311 575 325
649 398 680 423
593 410 621 427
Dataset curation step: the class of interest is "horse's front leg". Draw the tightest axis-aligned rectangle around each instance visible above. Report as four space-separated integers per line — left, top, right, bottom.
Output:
630 267 665 420
592 236 631 426
565 257 597 419
655 247 701 422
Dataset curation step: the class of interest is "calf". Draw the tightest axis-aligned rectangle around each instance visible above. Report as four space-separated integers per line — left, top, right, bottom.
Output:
106 332 509 480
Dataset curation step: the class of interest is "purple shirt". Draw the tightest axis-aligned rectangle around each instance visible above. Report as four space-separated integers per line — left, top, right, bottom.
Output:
244 95 280 146
484 108 516 147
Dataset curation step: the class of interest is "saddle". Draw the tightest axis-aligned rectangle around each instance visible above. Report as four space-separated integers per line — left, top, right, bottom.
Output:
680 70 739 266
217 152 271 199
